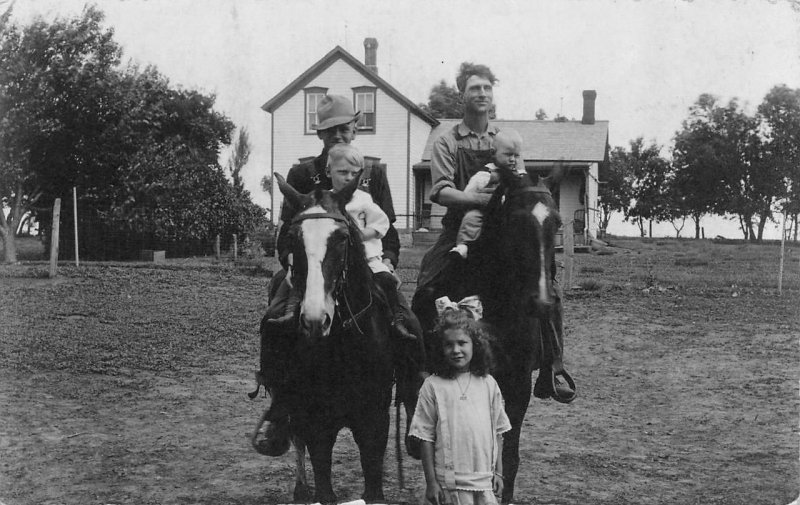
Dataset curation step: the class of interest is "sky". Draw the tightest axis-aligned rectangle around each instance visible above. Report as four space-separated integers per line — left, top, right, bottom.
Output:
8 0 800 239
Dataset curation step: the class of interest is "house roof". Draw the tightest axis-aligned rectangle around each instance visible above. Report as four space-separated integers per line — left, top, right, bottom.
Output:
419 119 610 162
261 45 439 127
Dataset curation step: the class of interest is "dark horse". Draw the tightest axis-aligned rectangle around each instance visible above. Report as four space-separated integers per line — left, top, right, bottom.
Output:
257 173 396 504
422 167 573 503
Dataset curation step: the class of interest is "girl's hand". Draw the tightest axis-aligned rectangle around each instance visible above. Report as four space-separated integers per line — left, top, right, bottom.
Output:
493 472 504 497
425 481 448 505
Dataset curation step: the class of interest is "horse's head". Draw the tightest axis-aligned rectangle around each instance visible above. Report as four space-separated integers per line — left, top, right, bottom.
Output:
486 167 562 317
275 173 363 341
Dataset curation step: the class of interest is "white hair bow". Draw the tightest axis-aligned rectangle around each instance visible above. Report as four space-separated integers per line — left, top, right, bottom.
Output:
435 295 483 321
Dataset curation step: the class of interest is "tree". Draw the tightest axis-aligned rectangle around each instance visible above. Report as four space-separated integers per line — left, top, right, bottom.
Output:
0 7 265 261
614 138 671 237
599 146 634 234
535 108 548 120
0 5 122 262
227 127 250 195
673 93 791 242
758 85 800 241
660 173 692 237
710 99 773 241
419 80 463 119
672 94 728 238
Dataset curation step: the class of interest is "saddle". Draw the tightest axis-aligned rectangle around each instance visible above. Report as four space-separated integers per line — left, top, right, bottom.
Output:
533 316 577 403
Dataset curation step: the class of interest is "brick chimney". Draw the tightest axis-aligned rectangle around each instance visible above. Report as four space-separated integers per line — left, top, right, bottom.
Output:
582 90 597 125
364 37 378 74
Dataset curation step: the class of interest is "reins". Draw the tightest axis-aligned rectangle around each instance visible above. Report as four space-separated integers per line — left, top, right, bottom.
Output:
291 210 374 335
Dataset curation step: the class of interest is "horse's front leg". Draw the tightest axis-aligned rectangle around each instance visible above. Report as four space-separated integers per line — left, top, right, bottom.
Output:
292 436 312 502
500 374 532 504
305 427 338 504
351 406 389 502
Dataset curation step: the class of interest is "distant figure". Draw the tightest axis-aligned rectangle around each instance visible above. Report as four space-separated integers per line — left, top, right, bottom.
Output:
409 301 511 505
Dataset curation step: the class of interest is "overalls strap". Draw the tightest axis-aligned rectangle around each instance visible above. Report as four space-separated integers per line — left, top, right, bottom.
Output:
441 147 494 231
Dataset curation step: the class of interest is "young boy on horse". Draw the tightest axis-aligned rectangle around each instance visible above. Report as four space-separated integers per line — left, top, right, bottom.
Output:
449 129 524 260
326 143 415 335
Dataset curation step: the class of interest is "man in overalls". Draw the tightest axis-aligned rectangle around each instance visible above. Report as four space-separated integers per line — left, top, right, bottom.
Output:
412 63 499 335
411 64 574 402
257 95 424 456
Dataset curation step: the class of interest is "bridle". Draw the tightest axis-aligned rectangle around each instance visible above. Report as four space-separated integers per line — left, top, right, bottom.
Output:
290 211 374 335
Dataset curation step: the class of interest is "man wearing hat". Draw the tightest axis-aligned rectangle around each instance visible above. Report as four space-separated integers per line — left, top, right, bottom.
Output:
256 95 424 456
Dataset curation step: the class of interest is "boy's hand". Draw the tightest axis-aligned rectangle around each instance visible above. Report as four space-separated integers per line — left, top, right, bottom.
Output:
361 227 379 241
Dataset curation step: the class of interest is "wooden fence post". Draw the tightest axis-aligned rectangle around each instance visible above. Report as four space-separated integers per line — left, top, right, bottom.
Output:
49 198 61 278
778 211 787 296
73 186 79 267
233 234 238 261
214 234 221 260
563 222 574 289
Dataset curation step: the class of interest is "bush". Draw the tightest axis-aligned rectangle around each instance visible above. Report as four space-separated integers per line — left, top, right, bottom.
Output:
674 256 709 267
252 223 278 257
579 279 602 291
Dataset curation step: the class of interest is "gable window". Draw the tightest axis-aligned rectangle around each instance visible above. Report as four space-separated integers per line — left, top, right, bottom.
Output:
304 87 327 134
353 86 376 133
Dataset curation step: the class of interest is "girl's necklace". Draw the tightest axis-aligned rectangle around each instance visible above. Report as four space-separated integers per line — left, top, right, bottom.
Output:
456 373 472 400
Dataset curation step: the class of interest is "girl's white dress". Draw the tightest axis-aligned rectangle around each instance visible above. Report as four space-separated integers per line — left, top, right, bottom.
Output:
409 373 511 505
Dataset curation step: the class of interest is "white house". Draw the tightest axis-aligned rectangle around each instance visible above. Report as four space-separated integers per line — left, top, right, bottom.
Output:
261 38 439 230
262 39 609 246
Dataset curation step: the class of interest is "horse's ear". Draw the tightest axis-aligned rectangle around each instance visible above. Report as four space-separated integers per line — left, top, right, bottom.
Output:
525 167 540 186
334 170 363 210
275 173 309 210
542 158 567 192
496 166 521 189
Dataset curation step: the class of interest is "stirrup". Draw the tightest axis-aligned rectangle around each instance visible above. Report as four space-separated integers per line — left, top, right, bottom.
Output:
533 365 576 403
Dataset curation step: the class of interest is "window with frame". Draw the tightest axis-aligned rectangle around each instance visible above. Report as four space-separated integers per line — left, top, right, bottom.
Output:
353 87 376 132
304 87 327 134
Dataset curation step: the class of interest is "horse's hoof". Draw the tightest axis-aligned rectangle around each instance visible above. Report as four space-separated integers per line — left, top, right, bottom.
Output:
293 482 312 502
315 494 337 505
362 492 385 504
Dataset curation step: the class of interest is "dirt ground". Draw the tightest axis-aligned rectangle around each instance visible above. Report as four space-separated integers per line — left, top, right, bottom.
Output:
1 238 798 505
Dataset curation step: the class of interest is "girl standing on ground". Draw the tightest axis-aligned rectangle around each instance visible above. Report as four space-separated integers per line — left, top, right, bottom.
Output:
409 299 511 505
